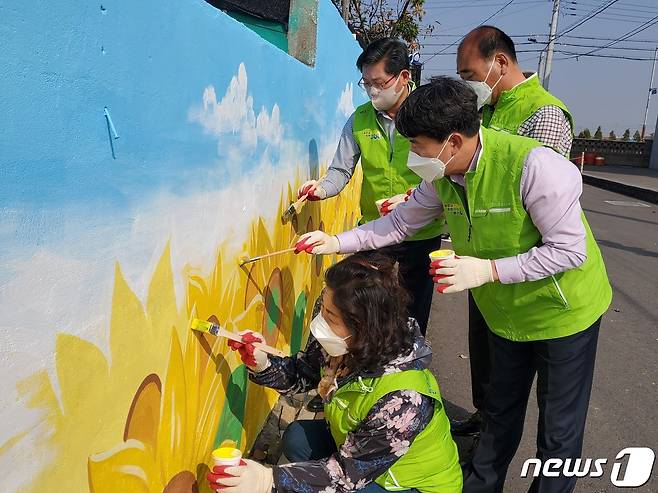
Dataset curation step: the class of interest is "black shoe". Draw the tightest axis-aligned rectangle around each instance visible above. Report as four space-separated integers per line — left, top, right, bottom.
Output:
459 434 480 467
450 410 482 436
306 394 324 413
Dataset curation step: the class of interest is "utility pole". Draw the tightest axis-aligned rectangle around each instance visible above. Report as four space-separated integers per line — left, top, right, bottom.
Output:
641 47 658 141
543 0 561 89
537 49 545 80
342 0 349 22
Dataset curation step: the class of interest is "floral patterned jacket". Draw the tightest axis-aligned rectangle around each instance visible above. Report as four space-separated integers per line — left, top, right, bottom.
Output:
249 319 436 492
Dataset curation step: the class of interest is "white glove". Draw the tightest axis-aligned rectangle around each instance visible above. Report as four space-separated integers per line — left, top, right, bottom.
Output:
431 256 495 294
209 459 274 493
379 193 408 216
297 180 327 201
295 230 340 255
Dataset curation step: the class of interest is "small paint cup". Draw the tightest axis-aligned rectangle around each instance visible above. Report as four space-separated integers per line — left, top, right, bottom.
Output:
375 198 387 216
212 447 243 468
429 249 455 263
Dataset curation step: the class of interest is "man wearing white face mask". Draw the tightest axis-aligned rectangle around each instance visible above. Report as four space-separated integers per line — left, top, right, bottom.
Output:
296 37 444 337
452 26 575 440
457 26 574 157
296 78 611 493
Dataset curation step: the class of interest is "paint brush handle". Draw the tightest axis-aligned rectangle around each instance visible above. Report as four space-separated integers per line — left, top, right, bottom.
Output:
242 247 297 264
214 326 287 358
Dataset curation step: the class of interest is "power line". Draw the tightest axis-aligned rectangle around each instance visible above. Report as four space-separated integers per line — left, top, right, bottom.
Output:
556 14 658 60
422 0 517 64
550 0 621 42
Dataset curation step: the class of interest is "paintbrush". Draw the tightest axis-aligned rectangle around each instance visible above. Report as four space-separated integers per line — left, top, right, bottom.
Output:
238 247 297 266
281 177 325 224
191 318 287 357
281 193 308 224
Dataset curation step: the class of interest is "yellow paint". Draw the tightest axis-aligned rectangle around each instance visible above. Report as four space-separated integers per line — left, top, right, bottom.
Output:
429 249 455 260
211 447 241 460
7 168 362 492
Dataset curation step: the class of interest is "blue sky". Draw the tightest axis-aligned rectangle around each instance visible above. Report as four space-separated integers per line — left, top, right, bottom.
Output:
416 0 658 134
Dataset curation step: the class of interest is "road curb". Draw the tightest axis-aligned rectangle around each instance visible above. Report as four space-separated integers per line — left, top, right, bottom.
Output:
582 174 658 205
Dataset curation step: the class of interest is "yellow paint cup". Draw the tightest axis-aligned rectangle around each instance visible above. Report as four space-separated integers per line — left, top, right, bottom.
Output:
429 249 455 262
211 447 243 467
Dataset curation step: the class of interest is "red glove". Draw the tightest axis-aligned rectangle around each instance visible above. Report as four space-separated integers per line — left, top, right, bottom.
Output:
227 332 263 368
429 259 451 293
294 237 316 254
299 183 323 201
207 460 247 491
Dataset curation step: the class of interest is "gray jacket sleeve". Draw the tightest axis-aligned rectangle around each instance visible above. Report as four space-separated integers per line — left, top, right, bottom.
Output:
321 112 361 197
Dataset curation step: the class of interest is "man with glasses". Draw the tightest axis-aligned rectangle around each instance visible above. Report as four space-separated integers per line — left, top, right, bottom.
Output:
298 37 444 338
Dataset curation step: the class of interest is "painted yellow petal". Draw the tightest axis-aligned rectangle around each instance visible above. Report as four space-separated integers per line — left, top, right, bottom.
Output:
147 242 186 348
155 329 187 478
123 374 162 449
88 438 160 493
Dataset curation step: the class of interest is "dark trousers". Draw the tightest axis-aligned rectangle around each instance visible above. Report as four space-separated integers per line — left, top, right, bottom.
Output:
463 318 601 493
282 420 419 493
468 292 491 411
379 236 442 336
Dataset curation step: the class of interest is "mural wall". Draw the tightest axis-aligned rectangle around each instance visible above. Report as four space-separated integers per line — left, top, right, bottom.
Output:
0 1 363 491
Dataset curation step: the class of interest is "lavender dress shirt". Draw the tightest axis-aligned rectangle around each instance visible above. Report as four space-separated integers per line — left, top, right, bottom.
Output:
336 139 587 284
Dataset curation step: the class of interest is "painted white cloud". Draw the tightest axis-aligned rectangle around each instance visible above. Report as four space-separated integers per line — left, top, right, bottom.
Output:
189 63 283 149
337 82 355 119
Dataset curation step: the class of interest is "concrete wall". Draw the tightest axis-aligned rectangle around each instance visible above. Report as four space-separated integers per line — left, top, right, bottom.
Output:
0 1 363 491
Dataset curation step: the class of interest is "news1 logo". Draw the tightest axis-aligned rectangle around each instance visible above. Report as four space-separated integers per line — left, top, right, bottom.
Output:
520 447 655 487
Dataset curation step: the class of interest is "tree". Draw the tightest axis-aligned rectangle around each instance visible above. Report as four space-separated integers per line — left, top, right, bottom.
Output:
332 0 433 48
578 128 592 139
594 126 603 139
633 130 642 141
608 130 617 141
622 129 630 141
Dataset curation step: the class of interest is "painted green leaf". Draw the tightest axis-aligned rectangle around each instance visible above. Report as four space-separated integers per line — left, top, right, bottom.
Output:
290 292 307 355
214 365 248 448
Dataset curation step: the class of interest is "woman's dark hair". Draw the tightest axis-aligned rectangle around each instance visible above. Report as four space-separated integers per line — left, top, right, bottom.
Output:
395 76 480 142
356 37 410 74
324 252 413 371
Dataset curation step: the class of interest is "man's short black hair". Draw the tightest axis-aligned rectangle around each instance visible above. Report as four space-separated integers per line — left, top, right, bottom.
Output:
356 38 410 74
461 25 517 62
395 77 480 142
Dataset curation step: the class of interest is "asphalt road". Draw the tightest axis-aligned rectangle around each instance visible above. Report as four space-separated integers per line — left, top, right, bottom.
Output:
427 184 658 492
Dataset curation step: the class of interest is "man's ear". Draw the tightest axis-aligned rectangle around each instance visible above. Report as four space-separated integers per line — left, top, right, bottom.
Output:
449 133 465 152
400 69 412 84
496 53 510 77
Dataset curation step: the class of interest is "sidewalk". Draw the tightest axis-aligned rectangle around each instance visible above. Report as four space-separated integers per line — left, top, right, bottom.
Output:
581 165 658 204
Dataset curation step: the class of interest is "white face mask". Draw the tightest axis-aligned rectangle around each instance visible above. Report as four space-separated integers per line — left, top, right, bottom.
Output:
464 57 503 109
407 134 455 182
310 313 351 357
367 74 404 111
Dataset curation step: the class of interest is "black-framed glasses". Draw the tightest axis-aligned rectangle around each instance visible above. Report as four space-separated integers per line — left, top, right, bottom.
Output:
358 73 398 91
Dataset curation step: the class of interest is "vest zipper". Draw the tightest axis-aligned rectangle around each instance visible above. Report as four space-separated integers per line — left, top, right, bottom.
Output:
551 275 570 308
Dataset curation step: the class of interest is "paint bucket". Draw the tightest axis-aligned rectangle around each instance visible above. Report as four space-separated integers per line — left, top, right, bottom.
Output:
429 249 455 263
212 447 243 468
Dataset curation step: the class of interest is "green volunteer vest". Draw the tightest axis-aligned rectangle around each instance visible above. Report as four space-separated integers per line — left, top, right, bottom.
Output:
482 74 574 156
324 369 462 493
353 100 444 241
434 127 612 341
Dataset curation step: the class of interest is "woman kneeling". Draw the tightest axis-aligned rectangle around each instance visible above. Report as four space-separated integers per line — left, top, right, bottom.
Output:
208 252 462 493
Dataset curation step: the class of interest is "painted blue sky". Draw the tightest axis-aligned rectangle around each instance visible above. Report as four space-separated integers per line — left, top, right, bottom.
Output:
0 0 364 261
417 0 658 134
